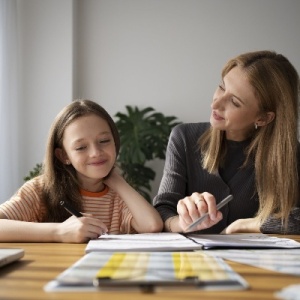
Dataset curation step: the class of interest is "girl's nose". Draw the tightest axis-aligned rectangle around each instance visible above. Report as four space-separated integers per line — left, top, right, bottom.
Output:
90 145 102 157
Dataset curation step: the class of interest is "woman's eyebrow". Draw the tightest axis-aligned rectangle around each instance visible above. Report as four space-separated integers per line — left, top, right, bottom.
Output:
232 93 245 104
222 80 245 104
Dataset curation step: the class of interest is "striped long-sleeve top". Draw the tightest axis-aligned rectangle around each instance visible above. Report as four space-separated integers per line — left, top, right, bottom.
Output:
0 176 134 234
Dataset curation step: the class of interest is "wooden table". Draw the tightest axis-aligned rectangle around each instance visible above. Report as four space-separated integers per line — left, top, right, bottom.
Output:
1 236 300 300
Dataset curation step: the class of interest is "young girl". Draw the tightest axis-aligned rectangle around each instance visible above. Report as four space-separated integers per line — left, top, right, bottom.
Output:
0 99 163 243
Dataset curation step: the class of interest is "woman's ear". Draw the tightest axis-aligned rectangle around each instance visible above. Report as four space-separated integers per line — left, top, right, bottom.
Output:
55 148 70 165
256 111 275 127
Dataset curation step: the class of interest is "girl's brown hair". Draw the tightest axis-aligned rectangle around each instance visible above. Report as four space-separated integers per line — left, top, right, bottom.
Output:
42 99 120 222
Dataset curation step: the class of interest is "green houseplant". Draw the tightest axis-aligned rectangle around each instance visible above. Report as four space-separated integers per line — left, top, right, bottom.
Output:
115 106 181 202
24 163 43 181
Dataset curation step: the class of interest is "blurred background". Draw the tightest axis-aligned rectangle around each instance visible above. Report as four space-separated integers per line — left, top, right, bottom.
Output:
1 0 299 203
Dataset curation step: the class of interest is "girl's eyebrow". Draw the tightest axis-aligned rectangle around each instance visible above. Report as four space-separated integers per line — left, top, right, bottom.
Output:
71 132 112 145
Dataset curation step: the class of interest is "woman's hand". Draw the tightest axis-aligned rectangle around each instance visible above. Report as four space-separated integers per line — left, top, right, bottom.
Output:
221 217 261 234
176 192 223 232
56 214 108 243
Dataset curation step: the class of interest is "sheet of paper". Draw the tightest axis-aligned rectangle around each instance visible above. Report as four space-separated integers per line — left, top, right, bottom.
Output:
275 284 300 300
203 249 300 276
85 232 203 253
188 233 300 249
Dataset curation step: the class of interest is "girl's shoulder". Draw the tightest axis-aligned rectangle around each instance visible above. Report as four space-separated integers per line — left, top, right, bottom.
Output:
20 175 45 191
10 175 46 202
1 175 46 221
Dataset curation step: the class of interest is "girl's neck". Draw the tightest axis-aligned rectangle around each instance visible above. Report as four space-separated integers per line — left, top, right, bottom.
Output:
80 180 105 193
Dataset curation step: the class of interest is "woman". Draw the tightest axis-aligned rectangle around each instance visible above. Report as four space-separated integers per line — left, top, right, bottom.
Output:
154 50 300 234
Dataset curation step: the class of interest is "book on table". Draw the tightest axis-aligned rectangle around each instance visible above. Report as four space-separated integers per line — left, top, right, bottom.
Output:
85 232 300 253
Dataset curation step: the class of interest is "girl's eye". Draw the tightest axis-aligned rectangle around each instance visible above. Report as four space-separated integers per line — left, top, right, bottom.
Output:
75 146 86 151
99 139 110 144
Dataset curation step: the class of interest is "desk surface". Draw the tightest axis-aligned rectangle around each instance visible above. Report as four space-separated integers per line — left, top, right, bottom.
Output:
1 236 300 300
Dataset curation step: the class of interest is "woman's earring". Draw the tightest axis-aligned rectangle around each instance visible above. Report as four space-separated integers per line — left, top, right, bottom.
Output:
65 160 71 165
255 123 258 130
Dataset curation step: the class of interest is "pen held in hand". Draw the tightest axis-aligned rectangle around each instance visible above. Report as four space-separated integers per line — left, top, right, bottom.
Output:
60 200 83 218
60 200 108 235
185 195 233 233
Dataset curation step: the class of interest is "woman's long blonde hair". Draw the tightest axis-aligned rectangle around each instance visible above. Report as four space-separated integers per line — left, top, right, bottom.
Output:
42 99 120 222
200 50 300 226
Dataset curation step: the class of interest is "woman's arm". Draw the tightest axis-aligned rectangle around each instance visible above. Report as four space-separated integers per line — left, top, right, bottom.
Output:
104 168 163 233
222 208 300 234
260 208 300 234
153 124 191 223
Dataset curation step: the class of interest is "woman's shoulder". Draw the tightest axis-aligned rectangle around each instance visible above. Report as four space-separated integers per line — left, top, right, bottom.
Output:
171 122 210 139
175 121 210 129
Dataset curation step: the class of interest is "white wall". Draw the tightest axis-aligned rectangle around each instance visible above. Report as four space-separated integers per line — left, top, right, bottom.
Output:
3 0 299 202
73 0 300 197
13 0 74 199
75 0 300 122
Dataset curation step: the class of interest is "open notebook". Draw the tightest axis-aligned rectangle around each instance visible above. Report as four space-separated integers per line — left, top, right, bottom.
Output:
85 233 300 253
0 249 24 268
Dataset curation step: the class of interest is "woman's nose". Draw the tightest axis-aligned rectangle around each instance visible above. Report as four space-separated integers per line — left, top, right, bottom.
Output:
211 96 225 110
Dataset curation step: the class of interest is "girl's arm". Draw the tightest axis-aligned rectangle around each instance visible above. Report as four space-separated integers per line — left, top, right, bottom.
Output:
104 168 163 233
0 212 107 243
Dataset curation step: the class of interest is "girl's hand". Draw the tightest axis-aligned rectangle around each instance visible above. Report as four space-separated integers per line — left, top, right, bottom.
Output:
221 218 261 234
56 214 108 243
177 192 223 232
103 166 124 188
104 166 163 233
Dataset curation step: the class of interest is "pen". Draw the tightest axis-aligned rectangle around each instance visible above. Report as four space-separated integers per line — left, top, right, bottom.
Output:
60 200 108 235
185 194 233 233
60 200 83 217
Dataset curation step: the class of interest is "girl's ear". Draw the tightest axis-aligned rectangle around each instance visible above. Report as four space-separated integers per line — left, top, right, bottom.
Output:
55 148 70 165
256 111 275 127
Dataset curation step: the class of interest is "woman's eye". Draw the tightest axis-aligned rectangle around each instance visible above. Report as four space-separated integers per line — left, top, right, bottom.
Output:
218 84 225 91
231 99 240 107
